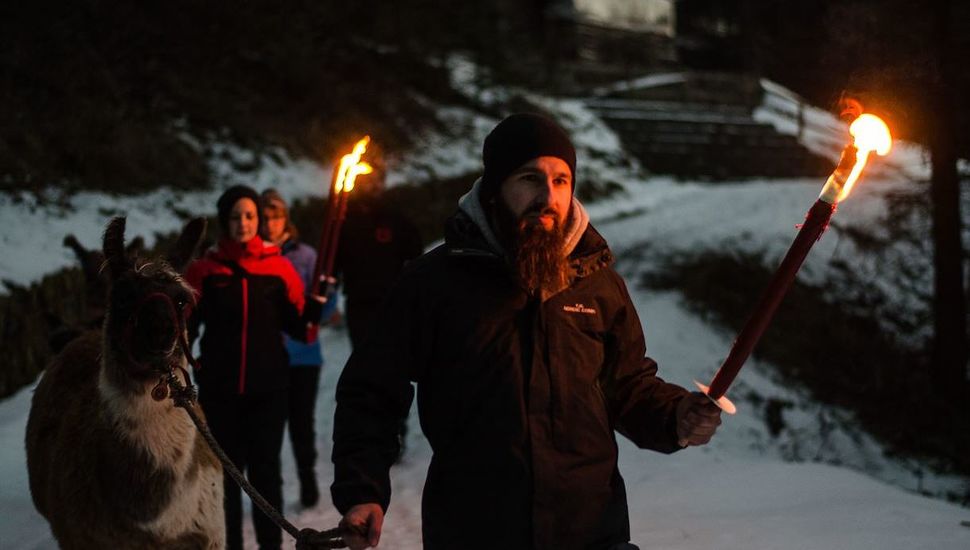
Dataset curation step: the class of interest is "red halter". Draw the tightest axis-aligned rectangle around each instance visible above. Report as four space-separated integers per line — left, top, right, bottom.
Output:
120 290 201 401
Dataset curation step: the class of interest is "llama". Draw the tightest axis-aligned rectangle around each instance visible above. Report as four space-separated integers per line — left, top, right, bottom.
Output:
26 216 225 549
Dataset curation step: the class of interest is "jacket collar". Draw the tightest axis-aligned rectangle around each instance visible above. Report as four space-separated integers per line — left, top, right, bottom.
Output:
212 236 278 262
455 177 591 258
279 236 298 254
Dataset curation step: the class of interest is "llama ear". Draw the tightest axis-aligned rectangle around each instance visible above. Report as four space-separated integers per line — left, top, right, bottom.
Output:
126 236 146 256
168 217 207 272
102 217 129 280
65 234 106 282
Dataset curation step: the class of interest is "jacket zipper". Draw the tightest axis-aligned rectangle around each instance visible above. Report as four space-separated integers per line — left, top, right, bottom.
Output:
538 300 562 446
238 277 249 394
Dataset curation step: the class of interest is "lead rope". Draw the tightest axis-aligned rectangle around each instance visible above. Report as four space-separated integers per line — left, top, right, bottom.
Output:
164 365 347 549
145 291 348 550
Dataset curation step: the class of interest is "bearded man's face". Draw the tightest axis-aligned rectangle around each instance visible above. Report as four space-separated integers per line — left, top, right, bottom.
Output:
493 156 573 294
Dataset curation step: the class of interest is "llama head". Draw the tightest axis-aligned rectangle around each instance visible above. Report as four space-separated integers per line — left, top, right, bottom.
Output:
101 217 206 393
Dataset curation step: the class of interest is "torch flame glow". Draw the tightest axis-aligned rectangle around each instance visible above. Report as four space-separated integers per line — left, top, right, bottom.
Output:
334 136 372 193
838 114 893 201
818 114 893 204
344 162 373 192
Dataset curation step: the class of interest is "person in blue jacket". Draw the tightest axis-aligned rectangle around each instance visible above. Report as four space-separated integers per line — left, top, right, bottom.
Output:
261 188 337 508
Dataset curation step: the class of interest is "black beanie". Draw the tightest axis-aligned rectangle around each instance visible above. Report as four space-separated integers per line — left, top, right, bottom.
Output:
216 185 262 234
481 113 577 203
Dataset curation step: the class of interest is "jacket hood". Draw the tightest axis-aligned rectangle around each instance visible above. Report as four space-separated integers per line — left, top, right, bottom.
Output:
455 177 590 258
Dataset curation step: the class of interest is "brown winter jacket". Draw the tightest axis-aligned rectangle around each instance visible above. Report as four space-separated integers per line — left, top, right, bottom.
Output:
331 188 688 550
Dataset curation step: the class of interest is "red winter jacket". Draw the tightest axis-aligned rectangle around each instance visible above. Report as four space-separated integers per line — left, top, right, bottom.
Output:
186 237 306 395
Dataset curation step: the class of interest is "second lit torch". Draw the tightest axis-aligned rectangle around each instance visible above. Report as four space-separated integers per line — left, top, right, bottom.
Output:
696 113 893 414
306 136 372 341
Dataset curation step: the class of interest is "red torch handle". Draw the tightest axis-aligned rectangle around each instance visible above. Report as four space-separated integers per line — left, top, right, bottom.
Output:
311 168 341 296
322 189 349 278
706 199 836 399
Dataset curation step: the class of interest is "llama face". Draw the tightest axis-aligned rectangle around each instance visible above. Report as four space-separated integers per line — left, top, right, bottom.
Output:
106 261 195 380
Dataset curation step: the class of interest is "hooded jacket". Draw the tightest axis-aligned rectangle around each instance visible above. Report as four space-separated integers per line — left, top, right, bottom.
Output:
279 237 338 367
185 236 306 395
331 181 688 550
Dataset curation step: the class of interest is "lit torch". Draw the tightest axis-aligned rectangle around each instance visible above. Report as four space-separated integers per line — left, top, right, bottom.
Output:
694 113 893 414
307 136 372 339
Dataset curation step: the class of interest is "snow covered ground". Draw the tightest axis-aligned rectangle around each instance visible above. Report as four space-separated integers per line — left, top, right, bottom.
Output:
2 74 969 548
3 278 969 549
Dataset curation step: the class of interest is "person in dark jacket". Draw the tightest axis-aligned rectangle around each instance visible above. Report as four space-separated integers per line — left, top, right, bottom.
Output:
260 188 338 509
334 155 424 460
330 114 723 550
186 185 321 550
334 157 424 349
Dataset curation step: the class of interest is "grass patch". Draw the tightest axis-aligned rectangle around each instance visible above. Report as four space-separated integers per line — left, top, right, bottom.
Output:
0 271 90 398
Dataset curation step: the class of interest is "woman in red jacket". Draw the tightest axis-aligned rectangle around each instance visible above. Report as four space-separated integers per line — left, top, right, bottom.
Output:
186 185 320 550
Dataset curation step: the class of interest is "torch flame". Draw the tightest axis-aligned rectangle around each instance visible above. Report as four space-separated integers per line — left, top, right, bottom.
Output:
334 136 372 193
344 162 373 192
838 114 892 201
818 114 893 204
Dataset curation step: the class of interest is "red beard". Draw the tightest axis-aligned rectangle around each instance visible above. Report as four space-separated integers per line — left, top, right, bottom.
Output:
494 199 569 295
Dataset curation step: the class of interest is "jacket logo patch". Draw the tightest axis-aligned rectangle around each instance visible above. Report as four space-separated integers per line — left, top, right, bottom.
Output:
374 226 393 243
563 303 597 315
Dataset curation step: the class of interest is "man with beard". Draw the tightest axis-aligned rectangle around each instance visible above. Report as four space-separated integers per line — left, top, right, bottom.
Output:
331 113 722 550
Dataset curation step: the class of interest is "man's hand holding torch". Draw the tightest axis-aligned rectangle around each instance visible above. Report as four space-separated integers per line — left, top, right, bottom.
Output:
676 392 724 448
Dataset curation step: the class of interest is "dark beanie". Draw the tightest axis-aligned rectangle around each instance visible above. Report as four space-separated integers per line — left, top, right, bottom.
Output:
216 185 262 233
481 113 576 203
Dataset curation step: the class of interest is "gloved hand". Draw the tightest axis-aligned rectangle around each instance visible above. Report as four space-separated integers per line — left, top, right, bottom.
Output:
341 503 384 550
303 294 326 323
676 392 722 447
